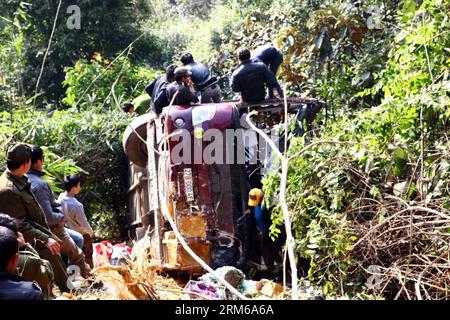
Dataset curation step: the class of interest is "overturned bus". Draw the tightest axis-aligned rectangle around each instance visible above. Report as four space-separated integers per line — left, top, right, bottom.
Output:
122 98 323 275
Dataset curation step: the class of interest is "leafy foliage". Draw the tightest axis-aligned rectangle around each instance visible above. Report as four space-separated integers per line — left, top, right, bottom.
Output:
175 0 216 20
0 1 157 240
0 53 152 239
63 55 157 111
0 2 30 108
0 106 132 239
263 0 449 297
0 0 160 104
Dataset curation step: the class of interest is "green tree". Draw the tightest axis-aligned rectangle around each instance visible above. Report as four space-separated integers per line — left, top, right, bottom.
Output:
264 0 449 298
0 2 30 108
0 0 159 104
175 0 216 20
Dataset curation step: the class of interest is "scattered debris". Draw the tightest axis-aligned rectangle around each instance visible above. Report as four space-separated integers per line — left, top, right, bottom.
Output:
183 280 226 300
180 266 290 300
93 241 132 267
58 238 294 301
94 265 159 300
200 266 244 288
256 279 284 298
241 280 259 297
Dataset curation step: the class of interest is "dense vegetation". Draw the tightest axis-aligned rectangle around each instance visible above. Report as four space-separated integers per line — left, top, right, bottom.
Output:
0 0 448 298
261 0 450 298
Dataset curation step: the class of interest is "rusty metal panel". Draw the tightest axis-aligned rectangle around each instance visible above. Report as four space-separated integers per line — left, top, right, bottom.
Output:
177 214 207 239
147 120 162 260
162 231 211 271
147 122 159 213
176 240 211 269
162 231 178 266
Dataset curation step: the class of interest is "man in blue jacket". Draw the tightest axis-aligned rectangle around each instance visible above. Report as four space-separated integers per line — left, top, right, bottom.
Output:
252 45 284 79
27 146 90 279
246 188 283 275
0 226 43 300
180 52 222 103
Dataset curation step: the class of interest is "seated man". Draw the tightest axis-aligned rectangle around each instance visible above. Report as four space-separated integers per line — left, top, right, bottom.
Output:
231 49 283 104
252 45 284 78
180 53 221 103
27 146 90 278
146 64 177 114
0 143 71 293
0 213 54 299
166 67 199 106
0 226 43 300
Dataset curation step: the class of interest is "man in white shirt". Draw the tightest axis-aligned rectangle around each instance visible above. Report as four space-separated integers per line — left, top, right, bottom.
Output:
58 174 94 268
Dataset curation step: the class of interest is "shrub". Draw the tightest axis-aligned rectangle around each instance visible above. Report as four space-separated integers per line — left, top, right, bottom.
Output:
63 55 157 111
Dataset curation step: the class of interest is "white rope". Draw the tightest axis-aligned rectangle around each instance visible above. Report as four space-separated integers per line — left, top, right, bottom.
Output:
245 109 299 300
34 0 63 106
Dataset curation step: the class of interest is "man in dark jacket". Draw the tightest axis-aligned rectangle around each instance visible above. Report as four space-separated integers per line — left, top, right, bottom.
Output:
231 49 283 104
180 52 221 103
252 45 284 78
0 144 71 293
27 146 90 279
166 67 199 106
145 64 177 114
0 225 43 300
0 213 54 299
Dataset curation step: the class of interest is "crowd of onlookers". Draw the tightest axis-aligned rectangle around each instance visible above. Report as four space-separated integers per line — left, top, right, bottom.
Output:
124 45 284 114
0 144 94 299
